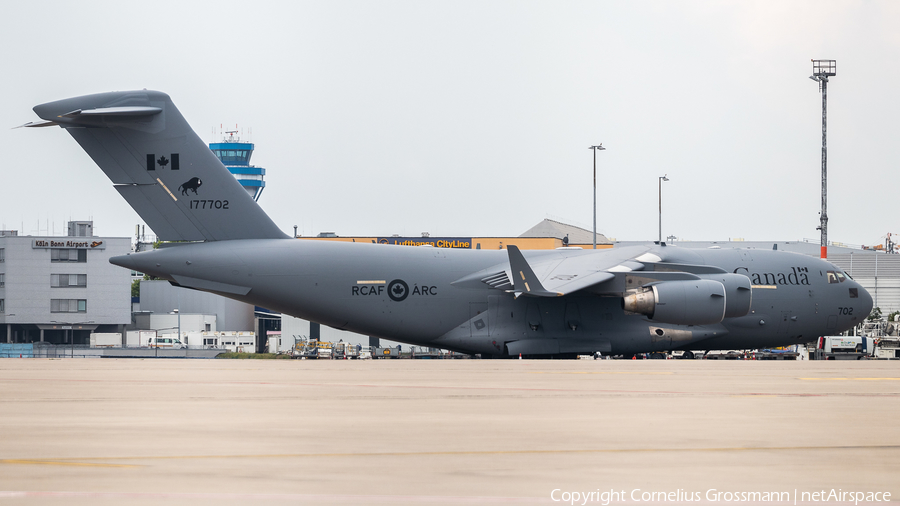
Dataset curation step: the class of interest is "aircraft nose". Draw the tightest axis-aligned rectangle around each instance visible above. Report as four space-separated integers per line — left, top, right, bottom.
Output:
857 283 874 318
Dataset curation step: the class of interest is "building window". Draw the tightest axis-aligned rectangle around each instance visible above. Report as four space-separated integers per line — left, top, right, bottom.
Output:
0 248 4 262
0 273 4 287
0 299 4 313
51 249 87 263
51 299 87 313
51 274 87 288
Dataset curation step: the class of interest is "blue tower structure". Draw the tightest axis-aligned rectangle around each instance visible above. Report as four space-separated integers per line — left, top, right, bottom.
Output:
209 130 266 201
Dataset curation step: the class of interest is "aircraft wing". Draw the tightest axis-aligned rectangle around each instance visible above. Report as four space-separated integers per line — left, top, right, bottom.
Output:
505 245 616 296
453 244 687 297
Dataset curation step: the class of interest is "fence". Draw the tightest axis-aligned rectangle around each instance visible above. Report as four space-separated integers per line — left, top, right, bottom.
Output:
0 342 222 359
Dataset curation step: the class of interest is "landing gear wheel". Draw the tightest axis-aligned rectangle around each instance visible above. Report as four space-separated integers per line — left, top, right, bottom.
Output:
650 352 666 360
682 351 694 360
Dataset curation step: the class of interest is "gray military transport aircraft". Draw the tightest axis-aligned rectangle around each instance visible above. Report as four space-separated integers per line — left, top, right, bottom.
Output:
22 90 873 358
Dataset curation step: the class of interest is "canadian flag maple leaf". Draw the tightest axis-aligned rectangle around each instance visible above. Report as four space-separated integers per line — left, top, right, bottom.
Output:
157 155 169 168
392 284 405 295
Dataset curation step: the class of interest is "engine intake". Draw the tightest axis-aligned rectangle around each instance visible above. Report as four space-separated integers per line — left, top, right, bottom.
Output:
623 279 726 325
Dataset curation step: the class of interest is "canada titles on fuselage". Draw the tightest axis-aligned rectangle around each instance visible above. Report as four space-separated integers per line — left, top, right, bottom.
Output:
734 266 810 286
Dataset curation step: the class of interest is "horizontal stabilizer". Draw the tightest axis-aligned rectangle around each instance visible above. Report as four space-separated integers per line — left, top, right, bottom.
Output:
60 106 162 118
14 120 60 128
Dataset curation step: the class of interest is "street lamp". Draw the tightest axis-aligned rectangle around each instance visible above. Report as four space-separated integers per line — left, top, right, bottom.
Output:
658 175 669 243
589 144 606 249
174 308 181 345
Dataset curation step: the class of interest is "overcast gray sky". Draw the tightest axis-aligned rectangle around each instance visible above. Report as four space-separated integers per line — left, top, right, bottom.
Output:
2 1 898 248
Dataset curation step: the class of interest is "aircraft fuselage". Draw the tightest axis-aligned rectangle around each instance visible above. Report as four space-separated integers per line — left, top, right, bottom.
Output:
113 240 871 357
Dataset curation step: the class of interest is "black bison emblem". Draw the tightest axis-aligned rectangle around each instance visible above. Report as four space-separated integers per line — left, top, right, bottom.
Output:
178 177 202 196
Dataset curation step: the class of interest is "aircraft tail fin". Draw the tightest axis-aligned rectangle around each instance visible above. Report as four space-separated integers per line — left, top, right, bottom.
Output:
32 90 287 242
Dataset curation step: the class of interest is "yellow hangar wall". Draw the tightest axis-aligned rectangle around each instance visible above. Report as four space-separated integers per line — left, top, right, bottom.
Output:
298 236 613 250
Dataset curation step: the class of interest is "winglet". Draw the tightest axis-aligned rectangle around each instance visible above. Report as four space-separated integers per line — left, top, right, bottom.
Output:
507 245 563 297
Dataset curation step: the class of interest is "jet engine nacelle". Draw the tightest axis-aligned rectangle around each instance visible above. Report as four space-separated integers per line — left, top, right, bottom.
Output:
622 279 726 326
702 273 752 318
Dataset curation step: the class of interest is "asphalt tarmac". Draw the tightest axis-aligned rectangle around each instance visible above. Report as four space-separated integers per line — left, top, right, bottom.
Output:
0 358 898 505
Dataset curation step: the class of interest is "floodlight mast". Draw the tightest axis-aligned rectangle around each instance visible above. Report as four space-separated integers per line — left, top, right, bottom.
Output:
589 144 605 250
810 59 836 259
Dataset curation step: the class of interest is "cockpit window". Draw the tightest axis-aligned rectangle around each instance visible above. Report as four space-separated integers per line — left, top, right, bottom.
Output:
836 271 846 283
826 271 839 284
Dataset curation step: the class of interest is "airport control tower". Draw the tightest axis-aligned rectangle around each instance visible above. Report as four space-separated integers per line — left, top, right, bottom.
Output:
209 130 266 201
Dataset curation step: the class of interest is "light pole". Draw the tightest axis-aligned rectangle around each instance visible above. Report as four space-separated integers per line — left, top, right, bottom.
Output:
658 175 669 243
809 59 836 259
589 144 606 249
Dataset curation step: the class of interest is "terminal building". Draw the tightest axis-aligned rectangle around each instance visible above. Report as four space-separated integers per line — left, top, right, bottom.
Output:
0 221 131 344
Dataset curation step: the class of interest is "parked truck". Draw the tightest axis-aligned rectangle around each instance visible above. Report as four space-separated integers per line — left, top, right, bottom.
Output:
126 330 158 348
89 333 122 348
814 336 875 360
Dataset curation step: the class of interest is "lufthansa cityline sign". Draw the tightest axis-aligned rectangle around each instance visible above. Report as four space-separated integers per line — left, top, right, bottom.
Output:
377 237 472 249
32 239 106 250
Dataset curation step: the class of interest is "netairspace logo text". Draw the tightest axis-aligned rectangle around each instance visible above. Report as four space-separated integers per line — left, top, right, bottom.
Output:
549 488 892 506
